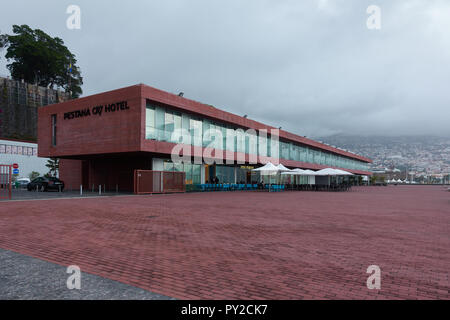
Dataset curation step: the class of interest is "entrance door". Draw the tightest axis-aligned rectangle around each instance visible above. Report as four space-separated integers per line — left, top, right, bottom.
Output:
208 165 216 183
246 171 252 184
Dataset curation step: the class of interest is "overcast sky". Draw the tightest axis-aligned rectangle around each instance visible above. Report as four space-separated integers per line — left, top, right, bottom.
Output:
1 0 450 137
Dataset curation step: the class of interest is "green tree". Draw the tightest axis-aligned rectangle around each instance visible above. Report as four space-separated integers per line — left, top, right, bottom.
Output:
29 171 40 180
45 158 59 177
0 30 6 49
370 176 377 185
1 25 82 98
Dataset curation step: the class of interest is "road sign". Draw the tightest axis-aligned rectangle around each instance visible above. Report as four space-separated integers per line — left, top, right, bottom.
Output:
13 163 19 169
13 169 19 175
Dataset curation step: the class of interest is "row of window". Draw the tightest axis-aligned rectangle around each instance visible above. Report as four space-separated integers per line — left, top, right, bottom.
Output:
161 160 318 185
146 102 369 171
0 144 37 156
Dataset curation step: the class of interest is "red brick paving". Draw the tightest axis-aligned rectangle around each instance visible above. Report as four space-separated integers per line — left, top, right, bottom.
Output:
0 186 449 299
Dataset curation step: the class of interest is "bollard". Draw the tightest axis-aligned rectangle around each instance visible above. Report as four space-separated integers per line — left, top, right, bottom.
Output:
80 185 83 196
99 185 101 196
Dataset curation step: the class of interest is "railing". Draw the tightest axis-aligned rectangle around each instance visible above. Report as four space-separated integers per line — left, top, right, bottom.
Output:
134 170 186 195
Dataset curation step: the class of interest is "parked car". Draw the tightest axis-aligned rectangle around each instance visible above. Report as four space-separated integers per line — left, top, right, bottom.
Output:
27 177 65 192
15 178 31 189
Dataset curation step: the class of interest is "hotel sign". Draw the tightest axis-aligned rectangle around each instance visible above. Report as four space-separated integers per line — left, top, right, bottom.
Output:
64 101 130 120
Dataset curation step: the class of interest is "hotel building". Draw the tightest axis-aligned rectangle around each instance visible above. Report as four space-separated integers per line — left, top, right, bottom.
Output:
38 84 372 191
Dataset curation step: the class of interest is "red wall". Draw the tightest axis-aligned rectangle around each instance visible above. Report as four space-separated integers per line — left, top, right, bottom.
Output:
87 156 152 192
59 156 152 192
59 159 82 191
38 85 143 158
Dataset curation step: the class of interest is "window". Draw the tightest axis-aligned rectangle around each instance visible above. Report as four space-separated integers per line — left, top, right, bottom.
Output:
165 112 174 133
190 118 203 147
289 143 295 161
51 114 57 146
165 111 174 142
258 134 267 157
192 164 201 184
155 106 165 141
216 165 235 183
184 162 193 184
280 142 289 160
163 160 174 171
145 105 155 139
236 129 245 153
226 127 235 152
174 112 182 133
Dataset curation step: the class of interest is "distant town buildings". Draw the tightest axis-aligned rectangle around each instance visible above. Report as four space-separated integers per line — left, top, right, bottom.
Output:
321 135 450 184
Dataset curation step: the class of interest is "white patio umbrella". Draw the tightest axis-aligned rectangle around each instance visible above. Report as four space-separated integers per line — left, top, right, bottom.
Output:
276 164 290 172
252 162 279 174
301 169 317 176
315 168 340 176
280 168 298 188
281 170 297 175
287 168 314 186
300 169 318 185
333 169 354 176
252 162 279 191
314 168 341 186
291 168 307 175
281 168 303 174
275 164 291 186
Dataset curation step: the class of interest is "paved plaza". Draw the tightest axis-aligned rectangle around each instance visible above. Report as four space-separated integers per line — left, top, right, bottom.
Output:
0 186 448 299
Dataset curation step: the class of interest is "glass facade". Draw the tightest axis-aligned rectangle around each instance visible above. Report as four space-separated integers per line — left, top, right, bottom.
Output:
216 166 235 184
146 101 370 172
163 160 201 185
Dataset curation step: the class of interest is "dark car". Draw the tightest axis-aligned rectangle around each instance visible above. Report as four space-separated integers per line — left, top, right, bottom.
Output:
27 177 65 192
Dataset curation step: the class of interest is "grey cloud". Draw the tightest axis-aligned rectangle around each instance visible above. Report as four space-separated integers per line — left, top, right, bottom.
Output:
1 0 449 137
